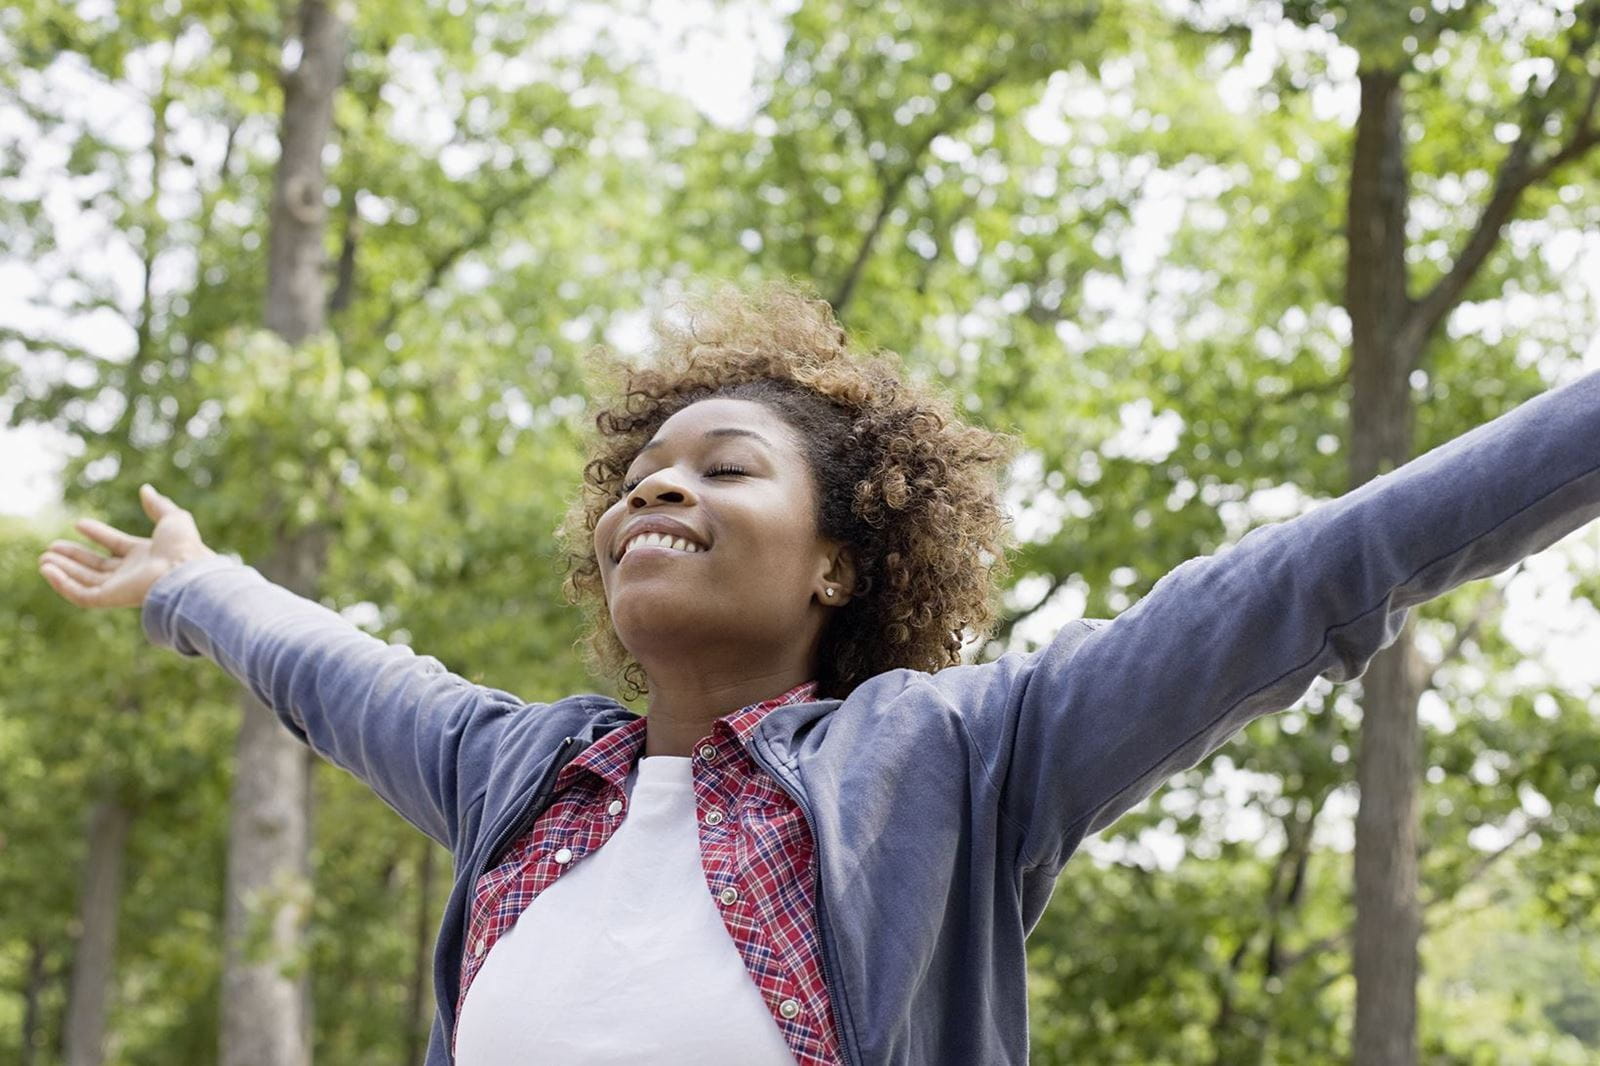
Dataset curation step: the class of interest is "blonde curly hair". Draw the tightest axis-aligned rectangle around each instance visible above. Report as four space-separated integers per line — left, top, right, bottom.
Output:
560 281 1016 699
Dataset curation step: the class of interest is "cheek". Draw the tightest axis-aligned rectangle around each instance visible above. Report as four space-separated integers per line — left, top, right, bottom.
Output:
593 502 623 548
592 508 625 585
732 524 823 589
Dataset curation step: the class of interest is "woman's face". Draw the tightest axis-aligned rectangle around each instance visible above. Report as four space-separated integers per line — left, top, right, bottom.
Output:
593 397 845 668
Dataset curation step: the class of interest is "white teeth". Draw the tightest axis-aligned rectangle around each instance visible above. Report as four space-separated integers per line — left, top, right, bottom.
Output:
621 531 705 557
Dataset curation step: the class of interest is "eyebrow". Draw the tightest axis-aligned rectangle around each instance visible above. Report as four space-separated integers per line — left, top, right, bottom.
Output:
637 427 777 454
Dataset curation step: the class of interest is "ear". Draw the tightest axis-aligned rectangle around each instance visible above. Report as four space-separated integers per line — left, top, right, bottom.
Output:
816 544 858 608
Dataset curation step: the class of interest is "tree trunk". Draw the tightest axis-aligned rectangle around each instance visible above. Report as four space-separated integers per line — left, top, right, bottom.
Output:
61 799 134 1066
264 0 346 347
1346 69 1423 1066
220 4 346 1065
20 937 50 1066
404 839 438 1066
1351 631 1423 1066
221 689 314 1066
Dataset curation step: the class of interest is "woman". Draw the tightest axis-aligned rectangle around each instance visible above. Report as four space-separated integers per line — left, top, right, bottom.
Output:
37 284 1600 1065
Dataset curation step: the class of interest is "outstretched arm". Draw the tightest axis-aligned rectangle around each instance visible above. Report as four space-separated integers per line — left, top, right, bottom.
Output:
38 487 525 850
944 371 1600 874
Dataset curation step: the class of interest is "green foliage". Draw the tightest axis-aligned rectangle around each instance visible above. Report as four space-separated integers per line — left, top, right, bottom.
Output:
2 0 1598 1061
0 519 238 1063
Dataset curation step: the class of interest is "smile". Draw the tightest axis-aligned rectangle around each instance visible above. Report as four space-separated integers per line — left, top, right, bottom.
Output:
618 531 707 559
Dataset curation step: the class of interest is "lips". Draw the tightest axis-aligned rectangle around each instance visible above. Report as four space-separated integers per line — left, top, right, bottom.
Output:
613 517 710 562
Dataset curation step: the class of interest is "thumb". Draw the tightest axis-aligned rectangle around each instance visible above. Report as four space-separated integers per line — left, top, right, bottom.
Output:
140 483 182 524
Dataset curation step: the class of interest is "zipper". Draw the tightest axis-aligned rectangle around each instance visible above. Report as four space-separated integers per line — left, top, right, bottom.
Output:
479 735 584 870
449 734 584 1060
749 741 861 1066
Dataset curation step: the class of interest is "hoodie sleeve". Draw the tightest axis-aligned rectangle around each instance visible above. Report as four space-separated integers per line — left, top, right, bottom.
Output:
143 558 525 849
948 370 1600 874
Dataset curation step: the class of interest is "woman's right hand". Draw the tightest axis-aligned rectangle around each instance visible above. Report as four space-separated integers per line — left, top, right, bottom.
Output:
38 484 216 609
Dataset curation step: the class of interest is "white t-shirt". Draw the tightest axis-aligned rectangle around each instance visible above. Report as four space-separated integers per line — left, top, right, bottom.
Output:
454 755 800 1065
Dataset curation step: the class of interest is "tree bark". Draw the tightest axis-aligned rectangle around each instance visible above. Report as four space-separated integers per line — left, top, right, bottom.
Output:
404 839 437 1066
61 799 135 1066
221 690 315 1066
221 3 346 1065
1351 632 1423 1066
20 937 50 1066
1346 68 1423 1066
264 0 346 346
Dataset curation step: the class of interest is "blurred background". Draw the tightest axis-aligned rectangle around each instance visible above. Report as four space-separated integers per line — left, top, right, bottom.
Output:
3 0 1600 1063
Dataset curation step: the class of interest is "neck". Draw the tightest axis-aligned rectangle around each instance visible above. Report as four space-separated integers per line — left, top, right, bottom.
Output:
639 657 816 757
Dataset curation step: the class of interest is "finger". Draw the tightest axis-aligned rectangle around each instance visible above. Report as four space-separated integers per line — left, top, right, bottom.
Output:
75 517 141 557
43 540 116 571
140 483 181 524
39 561 105 608
40 552 108 587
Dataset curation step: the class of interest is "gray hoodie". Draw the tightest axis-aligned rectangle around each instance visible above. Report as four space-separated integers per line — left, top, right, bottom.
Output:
144 370 1600 1065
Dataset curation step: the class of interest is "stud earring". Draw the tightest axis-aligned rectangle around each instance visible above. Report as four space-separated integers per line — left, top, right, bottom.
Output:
824 588 836 598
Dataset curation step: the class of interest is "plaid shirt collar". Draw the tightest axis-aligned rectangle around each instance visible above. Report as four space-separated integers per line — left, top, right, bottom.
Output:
555 680 819 792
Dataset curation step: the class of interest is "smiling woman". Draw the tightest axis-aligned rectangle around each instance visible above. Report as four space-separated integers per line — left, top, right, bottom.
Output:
564 282 1015 703
34 279 1600 1066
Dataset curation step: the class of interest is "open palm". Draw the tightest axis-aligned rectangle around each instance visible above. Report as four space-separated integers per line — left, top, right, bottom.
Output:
38 485 215 609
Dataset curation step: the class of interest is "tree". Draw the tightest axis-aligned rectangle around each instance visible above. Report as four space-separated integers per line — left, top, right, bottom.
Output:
1325 4 1600 1062
215 2 348 1063
5 0 1598 1060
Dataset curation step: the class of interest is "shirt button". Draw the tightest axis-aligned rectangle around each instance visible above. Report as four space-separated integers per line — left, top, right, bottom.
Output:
607 799 624 816
698 743 717 761
718 887 739 906
778 998 801 1019
473 937 486 958
704 809 725 827
553 847 573 864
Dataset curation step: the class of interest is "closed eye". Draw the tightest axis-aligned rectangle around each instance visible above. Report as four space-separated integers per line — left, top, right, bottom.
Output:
619 463 748 495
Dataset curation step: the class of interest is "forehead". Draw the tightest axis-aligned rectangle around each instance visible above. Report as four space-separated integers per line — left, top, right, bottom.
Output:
640 397 802 455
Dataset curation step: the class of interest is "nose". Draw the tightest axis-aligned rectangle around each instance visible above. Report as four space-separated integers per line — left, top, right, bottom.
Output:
628 469 694 509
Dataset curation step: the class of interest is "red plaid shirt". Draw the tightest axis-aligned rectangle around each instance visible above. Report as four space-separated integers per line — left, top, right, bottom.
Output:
457 682 842 1065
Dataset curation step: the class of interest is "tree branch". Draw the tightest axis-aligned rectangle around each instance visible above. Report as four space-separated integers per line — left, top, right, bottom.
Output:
830 67 1007 316
1420 816 1548 918
1265 788 1327 980
1278 928 1345 977
991 573 1068 649
373 174 556 338
1235 374 1346 450
1277 814 1547 976
1403 27 1600 356
109 64 174 445
1412 565 1518 693
327 188 360 315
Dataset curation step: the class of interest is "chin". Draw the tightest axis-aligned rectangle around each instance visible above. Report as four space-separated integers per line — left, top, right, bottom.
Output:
608 590 711 654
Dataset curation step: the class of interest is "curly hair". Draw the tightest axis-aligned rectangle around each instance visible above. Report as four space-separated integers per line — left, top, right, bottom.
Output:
560 281 1016 700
